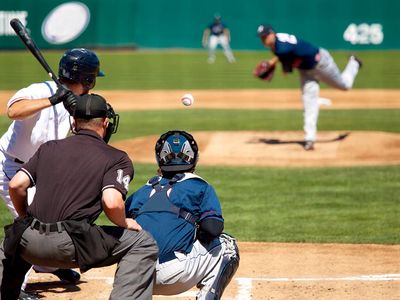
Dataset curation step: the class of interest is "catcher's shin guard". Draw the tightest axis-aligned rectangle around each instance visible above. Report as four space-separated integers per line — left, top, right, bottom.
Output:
198 233 240 300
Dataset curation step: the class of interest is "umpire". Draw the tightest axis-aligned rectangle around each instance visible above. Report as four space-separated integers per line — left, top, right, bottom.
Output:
0 94 158 299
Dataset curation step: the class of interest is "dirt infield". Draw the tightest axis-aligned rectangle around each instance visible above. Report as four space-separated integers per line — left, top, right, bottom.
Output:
2 89 399 299
26 242 400 299
112 130 400 167
1 89 400 113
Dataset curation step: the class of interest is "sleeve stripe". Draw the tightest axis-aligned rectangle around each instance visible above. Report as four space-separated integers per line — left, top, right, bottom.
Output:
20 168 35 185
102 185 116 191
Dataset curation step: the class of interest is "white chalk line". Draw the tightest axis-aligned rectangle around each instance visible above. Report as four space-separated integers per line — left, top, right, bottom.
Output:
29 273 400 299
236 273 400 282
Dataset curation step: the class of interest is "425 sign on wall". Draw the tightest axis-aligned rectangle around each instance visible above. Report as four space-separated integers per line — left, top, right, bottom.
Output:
343 23 384 45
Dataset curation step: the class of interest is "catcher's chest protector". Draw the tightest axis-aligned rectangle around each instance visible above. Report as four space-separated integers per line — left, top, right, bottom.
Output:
137 174 197 226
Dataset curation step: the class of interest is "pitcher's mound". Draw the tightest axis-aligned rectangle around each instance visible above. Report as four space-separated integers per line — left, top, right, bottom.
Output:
111 131 400 167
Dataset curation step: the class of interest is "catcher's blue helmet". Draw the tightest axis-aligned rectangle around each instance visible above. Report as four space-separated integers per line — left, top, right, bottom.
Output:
155 130 199 173
58 48 104 89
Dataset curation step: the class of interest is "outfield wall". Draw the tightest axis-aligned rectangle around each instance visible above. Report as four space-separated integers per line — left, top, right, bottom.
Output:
0 0 398 50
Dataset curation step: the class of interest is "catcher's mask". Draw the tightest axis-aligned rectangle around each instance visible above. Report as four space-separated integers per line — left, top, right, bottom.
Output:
155 130 199 173
59 48 104 90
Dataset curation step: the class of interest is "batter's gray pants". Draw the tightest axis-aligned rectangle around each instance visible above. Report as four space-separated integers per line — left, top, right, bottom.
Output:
0 225 158 300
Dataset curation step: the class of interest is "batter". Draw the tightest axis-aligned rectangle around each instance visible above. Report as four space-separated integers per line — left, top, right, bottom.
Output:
0 48 103 299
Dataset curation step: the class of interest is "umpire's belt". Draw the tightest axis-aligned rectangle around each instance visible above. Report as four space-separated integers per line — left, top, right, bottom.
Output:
31 218 65 234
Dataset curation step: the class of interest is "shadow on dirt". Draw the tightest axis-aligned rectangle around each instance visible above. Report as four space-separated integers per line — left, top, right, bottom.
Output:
255 132 350 148
25 280 84 298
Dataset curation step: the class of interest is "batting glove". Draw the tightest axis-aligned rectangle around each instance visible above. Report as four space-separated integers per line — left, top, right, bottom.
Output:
48 84 72 106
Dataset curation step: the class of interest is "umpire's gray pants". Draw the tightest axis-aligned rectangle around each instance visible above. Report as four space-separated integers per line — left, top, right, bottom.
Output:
0 225 158 300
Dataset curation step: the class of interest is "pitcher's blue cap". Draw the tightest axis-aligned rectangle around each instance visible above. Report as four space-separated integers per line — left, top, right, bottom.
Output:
257 24 274 37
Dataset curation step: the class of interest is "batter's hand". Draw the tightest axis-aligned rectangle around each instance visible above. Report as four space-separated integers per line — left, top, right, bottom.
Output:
49 84 73 105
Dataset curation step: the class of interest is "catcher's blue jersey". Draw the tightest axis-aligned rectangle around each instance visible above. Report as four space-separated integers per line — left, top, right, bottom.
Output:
125 173 223 261
274 33 319 71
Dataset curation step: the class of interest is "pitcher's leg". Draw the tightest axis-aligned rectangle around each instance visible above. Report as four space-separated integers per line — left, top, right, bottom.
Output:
302 80 320 144
316 48 359 90
341 56 361 89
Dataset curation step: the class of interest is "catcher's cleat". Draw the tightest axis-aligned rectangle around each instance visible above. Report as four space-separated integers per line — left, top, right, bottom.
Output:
304 141 315 151
51 268 81 284
349 55 362 69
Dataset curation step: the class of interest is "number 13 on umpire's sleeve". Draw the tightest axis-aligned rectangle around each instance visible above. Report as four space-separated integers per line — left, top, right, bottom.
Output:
116 169 131 191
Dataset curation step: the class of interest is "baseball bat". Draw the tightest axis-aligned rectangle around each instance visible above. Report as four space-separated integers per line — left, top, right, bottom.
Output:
10 18 61 86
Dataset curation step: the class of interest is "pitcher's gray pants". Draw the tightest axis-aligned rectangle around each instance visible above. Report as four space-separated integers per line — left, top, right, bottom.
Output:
300 48 360 142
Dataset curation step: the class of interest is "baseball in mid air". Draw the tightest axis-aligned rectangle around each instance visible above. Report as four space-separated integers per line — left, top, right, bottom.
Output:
181 93 194 106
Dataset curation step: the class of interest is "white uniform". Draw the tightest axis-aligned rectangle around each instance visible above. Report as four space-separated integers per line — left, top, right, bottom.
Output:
0 81 70 216
205 20 235 64
207 34 235 64
300 49 360 142
0 81 71 288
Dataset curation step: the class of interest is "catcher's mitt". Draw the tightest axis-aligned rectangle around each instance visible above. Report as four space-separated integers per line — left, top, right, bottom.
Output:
253 60 275 81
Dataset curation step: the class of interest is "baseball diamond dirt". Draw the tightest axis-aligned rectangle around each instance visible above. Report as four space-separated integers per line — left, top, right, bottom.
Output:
0 89 399 299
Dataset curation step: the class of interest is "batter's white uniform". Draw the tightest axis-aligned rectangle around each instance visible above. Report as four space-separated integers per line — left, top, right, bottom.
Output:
0 81 70 287
0 81 70 216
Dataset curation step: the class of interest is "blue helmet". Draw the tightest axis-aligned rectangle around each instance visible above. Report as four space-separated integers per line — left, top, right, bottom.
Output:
155 130 199 173
58 48 104 89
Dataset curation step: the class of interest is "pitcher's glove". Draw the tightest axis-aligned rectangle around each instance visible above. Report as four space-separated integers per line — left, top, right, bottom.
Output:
253 60 275 81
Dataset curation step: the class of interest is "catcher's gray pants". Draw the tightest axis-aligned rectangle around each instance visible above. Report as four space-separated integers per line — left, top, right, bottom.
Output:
153 234 239 299
0 224 158 300
299 48 360 142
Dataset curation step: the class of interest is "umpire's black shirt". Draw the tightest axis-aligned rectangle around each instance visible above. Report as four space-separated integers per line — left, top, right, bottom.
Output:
21 129 134 223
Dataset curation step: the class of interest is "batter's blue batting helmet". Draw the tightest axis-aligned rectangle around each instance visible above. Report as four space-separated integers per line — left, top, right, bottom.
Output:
155 130 199 173
58 48 104 89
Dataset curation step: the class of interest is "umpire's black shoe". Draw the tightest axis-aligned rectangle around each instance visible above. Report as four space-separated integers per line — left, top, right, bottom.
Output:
19 290 40 300
51 268 80 284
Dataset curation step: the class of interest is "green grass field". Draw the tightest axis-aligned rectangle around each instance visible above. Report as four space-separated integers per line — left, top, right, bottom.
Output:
1 50 400 90
0 50 399 244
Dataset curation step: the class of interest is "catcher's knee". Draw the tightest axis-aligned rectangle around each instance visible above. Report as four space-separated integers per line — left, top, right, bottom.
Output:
198 233 240 300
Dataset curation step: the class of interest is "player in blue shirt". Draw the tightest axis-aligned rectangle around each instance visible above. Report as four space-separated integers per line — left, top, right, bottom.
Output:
257 24 362 150
202 15 236 64
125 130 239 299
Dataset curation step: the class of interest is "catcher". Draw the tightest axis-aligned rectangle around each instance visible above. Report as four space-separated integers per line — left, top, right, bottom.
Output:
254 24 362 150
125 130 240 299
